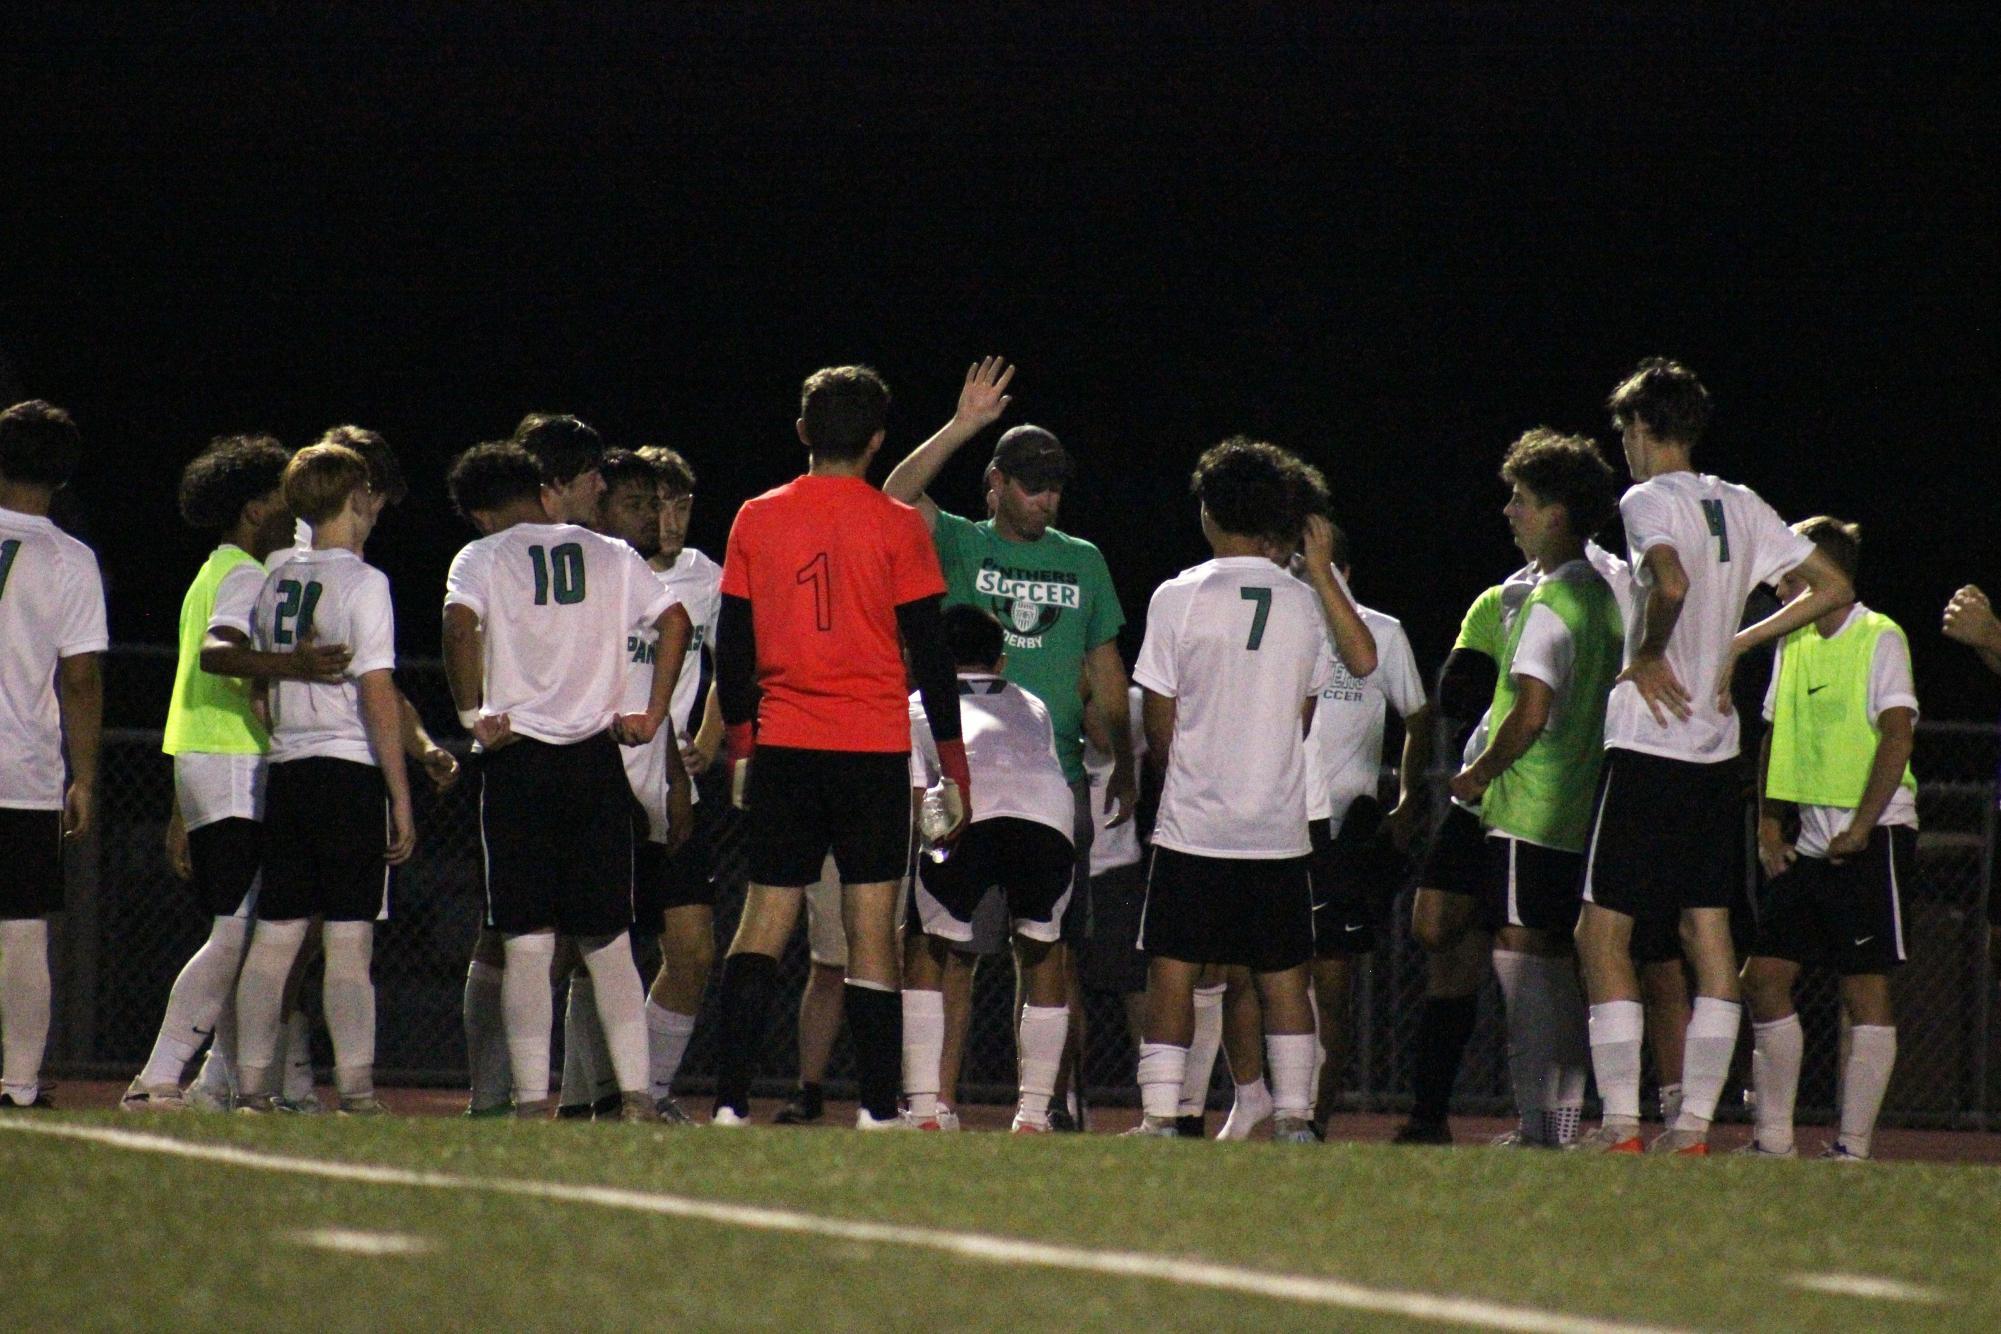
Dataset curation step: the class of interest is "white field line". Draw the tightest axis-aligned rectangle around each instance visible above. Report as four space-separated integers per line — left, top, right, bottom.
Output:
290 1227 437 1257
1786 1273 1947 1304
4 1120 1695 1334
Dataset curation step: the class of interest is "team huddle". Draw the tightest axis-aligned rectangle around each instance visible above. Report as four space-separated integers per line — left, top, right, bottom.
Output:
1 355 1996 1155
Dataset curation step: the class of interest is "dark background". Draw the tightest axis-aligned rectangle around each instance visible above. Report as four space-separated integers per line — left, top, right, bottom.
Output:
6 4 1995 719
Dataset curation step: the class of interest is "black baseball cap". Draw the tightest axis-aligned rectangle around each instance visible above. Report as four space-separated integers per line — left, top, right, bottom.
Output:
989 424 1071 490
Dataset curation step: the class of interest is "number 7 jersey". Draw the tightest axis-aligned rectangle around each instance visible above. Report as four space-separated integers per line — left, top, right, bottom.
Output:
445 522 679 745
1132 556 1334 858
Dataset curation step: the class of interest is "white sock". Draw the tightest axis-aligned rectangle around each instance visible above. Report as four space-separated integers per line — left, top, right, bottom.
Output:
1017 1004 1067 1120
1838 1025 1896 1158
1178 984 1225 1116
1219 1077 1273 1140
283 1009 315 1101
1538 955 1590 1145
1658 1082 1683 1125
1265 1033 1317 1122
192 993 239 1097
464 960 508 1110
232 918 308 1098
502 933 558 1105
1587 1000 1644 1130
580 933 649 1096
646 1000 697 1102
322 921 376 1099
0 920 52 1103
1673 996 1741 1132
141 915 248 1088
1137 1041 1187 1123
901 989 945 1119
1750 1015 1803 1153
1493 950 1546 1142
561 974 617 1104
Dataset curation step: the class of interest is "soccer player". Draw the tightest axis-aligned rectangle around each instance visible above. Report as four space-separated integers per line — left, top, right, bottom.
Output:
124 434 351 1111
1574 359 1853 1154
709 364 968 1131
231 442 414 1115
0 401 104 1111
905 606 1077 1132
1448 430 1622 1148
1942 582 2001 964
1300 520 1430 1139
1127 438 1339 1142
1742 518 1916 1160
444 438 693 1122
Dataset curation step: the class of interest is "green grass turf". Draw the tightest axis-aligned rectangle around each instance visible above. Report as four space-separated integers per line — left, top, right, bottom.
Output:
3 1113 1998 1332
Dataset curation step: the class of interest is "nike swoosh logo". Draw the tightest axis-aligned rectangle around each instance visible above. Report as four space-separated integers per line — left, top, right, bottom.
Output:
1854 936 1873 946
1344 924 1366 933
1808 685 1828 695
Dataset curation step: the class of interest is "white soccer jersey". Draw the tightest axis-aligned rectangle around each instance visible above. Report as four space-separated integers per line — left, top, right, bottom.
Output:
1585 540 1636 630
1133 556 1334 859
1760 603 1920 857
208 559 268 637
909 675 1075 841
445 522 678 746
1085 686 1146 875
618 547 723 840
1605 471 1816 762
253 548 396 766
0 508 108 809
1304 602 1425 829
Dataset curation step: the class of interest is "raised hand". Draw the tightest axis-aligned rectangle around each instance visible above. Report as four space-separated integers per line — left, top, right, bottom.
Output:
1301 514 1336 575
953 356 1016 434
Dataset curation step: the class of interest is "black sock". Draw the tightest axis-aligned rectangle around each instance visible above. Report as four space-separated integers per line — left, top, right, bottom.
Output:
1410 994 1478 1125
713 953 780 1116
843 982 902 1120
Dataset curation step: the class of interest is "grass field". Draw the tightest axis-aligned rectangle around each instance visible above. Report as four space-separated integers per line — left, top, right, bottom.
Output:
4 1108 1998 1332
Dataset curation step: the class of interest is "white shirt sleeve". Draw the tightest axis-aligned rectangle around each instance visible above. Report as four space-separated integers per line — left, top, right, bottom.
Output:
1619 484 1679 565
55 548 109 657
1131 584 1182 697
207 562 266 636
1375 622 1427 718
443 540 492 620
1509 604 1575 693
346 569 397 677
1742 493 1819 590
1761 639 1783 722
1867 630 1919 723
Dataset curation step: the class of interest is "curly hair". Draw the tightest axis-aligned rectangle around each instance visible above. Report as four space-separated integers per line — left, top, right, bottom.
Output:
176 433 292 532
1607 358 1712 447
1190 436 1314 547
1501 428 1617 540
447 441 543 523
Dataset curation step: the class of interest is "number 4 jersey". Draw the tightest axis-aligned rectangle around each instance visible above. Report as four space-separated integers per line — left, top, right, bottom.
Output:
445 522 679 745
1132 556 1334 858
253 547 397 764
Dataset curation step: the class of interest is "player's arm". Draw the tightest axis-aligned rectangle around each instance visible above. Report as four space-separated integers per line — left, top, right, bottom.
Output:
358 668 416 865
1387 701 1434 849
57 651 102 842
201 624 350 682
685 686 723 775
881 357 1015 528
398 691 459 792
1300 515 1377 677
1141 688 1177 775
618 603 695 850
899 593 971 837
1450 676 1549 805
1944 584 2001 676
1826 705 1915 861
1754 723 1796 878
1615 543 1692 725
1082 639 1138 827
442 602 511 751
1720 547 1855 709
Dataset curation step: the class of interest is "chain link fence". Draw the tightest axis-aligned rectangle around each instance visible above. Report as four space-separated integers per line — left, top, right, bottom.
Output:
48 649 2000 1127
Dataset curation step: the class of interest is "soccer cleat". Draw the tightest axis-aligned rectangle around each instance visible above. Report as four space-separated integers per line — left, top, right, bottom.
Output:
186 1083 235 1114
591 1091 623 1120
1272 1116 1317 1144
336 1094 389 1117
0 1090 54 1110
772 1086 824 1125
1390 1117 1452 1146
1732 1138 1798 1158
1818 1143 1870 1163
233 1094 277 1115
1568 1125 1645 1154
462 1102 513 1120
655 1097 693 1126
1489 1128 1541 1149
617 1092 660 1124
512 1098 555 1121
1046 1108 1080 1133
1010 1112 1052 1134
1645 1128 1710 1156
120 1080 187 1113
1119 1117 1178 1138
856 1107 910 1131
1174 1113 1207 1139
271 1094 324 1115
709 1106 748 1127
934 1106 962 1132
555 1102 596 1120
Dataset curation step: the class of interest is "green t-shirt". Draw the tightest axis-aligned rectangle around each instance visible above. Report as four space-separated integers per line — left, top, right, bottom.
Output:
1454 584 1508 660
931 510 1124 782
162 544 268 757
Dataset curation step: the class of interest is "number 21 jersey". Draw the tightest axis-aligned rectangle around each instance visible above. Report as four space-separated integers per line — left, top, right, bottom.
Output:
253 547 396 765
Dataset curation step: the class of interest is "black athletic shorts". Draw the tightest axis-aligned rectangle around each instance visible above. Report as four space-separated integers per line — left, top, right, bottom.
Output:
632 823 715 927
187 816 263 918
1751 826 1914 975
1481 834 1584 936
260 757 388 922
914 817 1075 944
1057 780 1095 944
0 808 63 918
1581 748 1744 928
1139 846 1314 973
1417 801 1488 900
743 745 912 887
1081 861 1150 994
1311 798 1392 957
480 731 633 937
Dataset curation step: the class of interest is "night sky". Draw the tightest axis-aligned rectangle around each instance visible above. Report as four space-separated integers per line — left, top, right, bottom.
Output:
7 5 1996 716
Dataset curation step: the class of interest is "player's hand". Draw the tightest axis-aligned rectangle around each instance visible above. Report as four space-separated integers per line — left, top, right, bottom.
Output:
664 777 695 855
1385 797 1423 853
384 796 416 865
952 356 1015 435
682 732 720 776
612 712 662 746
1448 766 1489 805
472 712 516 752
164 810 193 879
1301 514 1337 576
418 744 460 793
1615 651 1692 725
1713 646 1742 715
1103 764 1138 829
61 783 93 843
1827 823 1870 863
289 623 352 683
1756 816 1797 878
1944 585 2001 650
935 777 969 845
